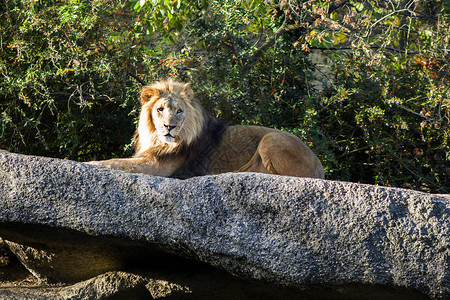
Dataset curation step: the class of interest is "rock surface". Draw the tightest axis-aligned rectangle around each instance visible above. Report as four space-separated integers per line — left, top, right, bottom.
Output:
0 150 448 299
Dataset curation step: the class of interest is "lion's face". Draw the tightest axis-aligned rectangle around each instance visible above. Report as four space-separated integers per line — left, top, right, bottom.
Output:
151 96 187 144
135 80 205 156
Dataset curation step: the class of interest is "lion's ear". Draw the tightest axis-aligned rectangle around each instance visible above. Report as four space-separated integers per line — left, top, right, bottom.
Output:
183 83 194 101
140 86 159 105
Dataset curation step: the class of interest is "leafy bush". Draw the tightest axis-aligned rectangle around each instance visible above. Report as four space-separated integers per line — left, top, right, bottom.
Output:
306 1 450 192
319 52 449 191
1 0 448 193
0 0 140 160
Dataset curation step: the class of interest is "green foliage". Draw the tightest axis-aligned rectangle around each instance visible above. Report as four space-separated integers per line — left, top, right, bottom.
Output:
0 0 141 160
129 0 202 38
319 52 449 191
303 0 450 192
1 0 448 192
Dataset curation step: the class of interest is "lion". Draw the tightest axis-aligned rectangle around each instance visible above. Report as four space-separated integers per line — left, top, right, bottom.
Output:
87 79 325 179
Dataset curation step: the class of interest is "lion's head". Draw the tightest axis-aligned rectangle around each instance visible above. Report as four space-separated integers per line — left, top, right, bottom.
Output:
134 79 205 157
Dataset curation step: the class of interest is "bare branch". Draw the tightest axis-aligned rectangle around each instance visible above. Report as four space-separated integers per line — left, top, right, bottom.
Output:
243 0 351 74
309 45 419 54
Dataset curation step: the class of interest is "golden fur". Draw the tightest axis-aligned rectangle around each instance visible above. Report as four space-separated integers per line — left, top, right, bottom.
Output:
134 79 203 157
88 79 325 179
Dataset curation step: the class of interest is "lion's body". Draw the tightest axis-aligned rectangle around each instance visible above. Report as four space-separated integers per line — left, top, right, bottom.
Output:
88 80 324 179
209 125 324 178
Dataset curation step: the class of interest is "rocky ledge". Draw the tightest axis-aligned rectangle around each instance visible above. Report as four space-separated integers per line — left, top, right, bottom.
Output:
0 150 448 299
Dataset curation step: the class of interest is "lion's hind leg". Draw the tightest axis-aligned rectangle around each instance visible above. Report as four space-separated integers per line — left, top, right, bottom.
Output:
239 150 271 175
239 132 324 178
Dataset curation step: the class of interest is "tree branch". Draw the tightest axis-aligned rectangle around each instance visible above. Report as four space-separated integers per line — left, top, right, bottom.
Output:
243 0 351 75
309 45 419 54
242 15 290 74
381 0 438 20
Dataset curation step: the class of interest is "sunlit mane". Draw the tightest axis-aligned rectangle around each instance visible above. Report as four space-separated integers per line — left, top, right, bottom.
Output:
134 79 205 157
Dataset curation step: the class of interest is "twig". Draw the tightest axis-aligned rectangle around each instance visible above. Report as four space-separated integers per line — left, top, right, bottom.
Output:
125 71 147 86
309 45 419 54
243 0 351 74
390 101 433 120
381 0 438 20
398 158 448 193
371 9 408 28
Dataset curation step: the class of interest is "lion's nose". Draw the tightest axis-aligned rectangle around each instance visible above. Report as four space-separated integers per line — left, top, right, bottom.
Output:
164 124 176 131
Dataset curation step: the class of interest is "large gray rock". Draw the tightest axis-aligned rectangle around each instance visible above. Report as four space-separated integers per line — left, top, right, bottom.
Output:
0 150 448 299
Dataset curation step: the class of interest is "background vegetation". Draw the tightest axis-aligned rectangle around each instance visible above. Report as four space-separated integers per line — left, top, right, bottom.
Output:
1 0 448 193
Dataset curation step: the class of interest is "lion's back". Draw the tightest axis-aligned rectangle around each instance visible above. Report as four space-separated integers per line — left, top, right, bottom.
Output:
208 125 324 177
207 125 281 174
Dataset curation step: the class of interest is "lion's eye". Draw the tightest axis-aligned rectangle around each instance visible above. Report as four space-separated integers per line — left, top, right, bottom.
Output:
177 109 183 114
157 107 164 112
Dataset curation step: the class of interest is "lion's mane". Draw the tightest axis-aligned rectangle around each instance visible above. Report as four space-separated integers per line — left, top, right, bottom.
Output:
133 79 227 178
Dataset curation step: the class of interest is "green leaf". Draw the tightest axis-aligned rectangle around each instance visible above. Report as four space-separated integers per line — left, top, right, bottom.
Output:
134 1 141 10
330 12 338 21
354 2 364 11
